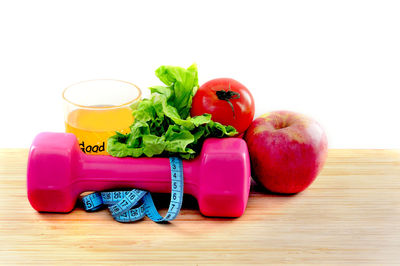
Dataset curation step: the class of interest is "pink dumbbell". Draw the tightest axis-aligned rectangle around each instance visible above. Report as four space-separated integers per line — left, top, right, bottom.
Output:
27 132 251 217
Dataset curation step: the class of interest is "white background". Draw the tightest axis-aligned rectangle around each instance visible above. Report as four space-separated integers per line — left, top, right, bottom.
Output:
0 0 399 148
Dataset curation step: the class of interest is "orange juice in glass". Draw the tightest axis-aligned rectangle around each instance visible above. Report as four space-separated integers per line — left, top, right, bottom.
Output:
63 79 141 155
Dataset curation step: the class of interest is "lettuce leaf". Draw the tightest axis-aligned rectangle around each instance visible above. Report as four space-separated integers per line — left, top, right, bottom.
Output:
107 64 237 159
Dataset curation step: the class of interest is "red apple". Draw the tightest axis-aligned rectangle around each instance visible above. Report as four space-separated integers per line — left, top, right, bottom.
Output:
244 111 328 194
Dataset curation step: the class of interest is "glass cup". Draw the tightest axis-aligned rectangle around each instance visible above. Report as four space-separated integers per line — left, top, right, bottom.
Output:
62 79 141 155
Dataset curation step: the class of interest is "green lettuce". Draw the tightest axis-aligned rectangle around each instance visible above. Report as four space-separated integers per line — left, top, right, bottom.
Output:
107 64 237 159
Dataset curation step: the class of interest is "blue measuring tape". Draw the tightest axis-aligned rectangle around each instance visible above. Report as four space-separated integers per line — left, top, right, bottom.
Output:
82 157 184 223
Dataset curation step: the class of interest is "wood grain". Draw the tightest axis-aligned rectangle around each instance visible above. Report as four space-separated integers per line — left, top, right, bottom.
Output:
0 149 399 265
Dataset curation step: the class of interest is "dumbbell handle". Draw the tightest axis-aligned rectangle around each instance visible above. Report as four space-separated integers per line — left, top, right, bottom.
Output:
76 153 199 196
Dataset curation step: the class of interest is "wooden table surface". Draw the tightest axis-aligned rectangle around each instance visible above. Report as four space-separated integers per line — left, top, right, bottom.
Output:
0 149 399 265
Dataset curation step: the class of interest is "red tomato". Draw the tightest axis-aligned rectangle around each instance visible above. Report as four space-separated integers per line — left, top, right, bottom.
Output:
191 78 255 134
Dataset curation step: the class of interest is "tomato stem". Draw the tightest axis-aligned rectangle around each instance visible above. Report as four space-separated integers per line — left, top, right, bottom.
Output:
216 84 240 118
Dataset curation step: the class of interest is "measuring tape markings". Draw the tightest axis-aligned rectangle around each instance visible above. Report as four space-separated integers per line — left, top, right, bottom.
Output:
108 189 147 217
114 204 146 223
82 192 104 211
100 191 130 205
82 157 184 223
